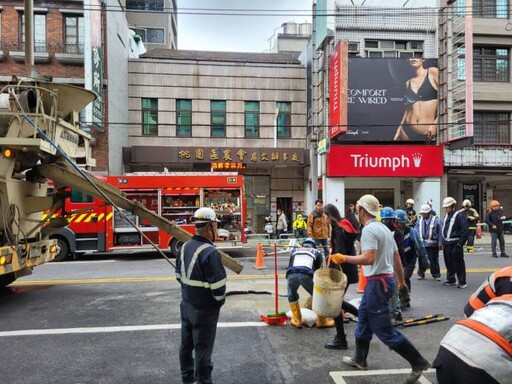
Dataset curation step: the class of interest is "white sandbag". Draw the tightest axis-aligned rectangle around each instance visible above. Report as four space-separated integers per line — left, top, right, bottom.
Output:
286 308 318 328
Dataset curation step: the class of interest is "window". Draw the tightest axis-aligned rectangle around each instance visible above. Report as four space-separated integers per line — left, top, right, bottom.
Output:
64 15 85 54
473 0 508 18
276 102 291 138
473 47 509 82
210 100 226 137
176 99 192 137
142 98 158 136
131 27 165 44
70 189 94 203
126 0 164 11
19 13 46 52
365 40 379 49
244 101 260 138
474 112 510 144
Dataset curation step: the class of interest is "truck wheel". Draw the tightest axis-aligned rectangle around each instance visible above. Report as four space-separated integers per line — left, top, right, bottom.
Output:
0 273 16 288
53 238 69 262
170 238 183 258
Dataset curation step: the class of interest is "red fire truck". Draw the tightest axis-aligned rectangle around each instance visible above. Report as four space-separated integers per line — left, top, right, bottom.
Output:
48 172 246 261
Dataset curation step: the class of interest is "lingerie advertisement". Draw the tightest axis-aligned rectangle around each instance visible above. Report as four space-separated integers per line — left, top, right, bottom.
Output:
333 58 439 143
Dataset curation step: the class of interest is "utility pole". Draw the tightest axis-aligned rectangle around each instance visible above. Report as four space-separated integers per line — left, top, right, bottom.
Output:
24 0 34 75
311 1 318 203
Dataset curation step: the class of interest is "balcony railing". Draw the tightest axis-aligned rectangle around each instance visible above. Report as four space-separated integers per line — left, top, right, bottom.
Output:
0 41 84 54
54 42 85 55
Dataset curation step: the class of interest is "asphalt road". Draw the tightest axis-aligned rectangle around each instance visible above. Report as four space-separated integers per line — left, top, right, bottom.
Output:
1 239 510 384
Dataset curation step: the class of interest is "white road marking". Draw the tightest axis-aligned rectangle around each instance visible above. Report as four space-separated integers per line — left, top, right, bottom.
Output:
0 321 269 337
330 368 435 384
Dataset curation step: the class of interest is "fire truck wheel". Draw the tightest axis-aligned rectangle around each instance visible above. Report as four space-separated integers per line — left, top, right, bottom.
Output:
0 273 16 288
170 238 183 258
53 238 70 262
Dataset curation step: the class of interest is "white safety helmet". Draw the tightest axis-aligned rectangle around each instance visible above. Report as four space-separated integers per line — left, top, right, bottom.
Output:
192 207 220 224
462 199 472 207
357 194 380 217
406 198 415 205
442 197 457 208
419 204 432 214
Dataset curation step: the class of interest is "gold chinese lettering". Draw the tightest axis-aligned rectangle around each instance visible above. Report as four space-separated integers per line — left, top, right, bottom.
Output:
210 149 219 160
237 149 247 161
178 150 191 159
250 153 258 162
261 152 269 161
291 152 300 162
195 148 204 160
283 152 289 162
223 149 232 161
271 152 279 161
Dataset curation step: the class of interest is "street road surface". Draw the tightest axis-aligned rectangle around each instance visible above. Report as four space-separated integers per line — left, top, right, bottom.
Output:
1 240 510 384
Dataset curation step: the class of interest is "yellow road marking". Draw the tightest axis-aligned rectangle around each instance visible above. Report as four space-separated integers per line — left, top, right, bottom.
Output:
10 267 500 287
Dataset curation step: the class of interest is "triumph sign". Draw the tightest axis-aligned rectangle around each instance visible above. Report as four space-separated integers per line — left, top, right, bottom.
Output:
327 145 444 177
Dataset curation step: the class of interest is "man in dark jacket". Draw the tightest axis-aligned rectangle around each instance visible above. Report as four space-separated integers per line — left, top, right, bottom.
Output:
176 207 226 384
484 200 509 258
441 197 469 289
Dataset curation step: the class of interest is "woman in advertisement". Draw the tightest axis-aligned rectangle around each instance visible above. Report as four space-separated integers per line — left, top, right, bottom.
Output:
394 58 439 141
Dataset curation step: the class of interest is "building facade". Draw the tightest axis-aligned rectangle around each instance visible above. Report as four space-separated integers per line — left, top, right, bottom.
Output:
312 5 442 213
440 0 512 213
126 50 308 232
124 0 177 50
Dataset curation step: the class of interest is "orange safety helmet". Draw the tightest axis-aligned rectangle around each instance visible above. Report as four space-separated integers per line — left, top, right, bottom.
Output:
490 200 501 208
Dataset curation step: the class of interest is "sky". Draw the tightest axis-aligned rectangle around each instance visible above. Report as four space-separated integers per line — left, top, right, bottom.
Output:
177 0 438 53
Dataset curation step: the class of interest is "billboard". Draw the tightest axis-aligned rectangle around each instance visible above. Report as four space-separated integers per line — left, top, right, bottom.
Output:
327 145 444 177
332 58 438 143
329 41 348 139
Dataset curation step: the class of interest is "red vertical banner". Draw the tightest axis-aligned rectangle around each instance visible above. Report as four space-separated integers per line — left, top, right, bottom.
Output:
329 41 348 139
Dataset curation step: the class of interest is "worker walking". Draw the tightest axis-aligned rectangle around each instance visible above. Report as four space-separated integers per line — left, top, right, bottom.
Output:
405 198 417 227
415 204 443 280
461 199 479 253
286 238 334 328
484 200 509 258
330 195 430 384
176 208 226 384
292 214 308 239
441 197 469 288
433 294 512 384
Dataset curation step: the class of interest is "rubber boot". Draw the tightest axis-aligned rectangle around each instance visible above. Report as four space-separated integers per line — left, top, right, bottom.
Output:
325 313 348 349
342 338 370 370
289 301 302 328
393 339 431 384
316 316 335 328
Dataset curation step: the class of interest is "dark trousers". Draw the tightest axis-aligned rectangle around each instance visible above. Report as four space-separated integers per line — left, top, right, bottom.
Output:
180 301 221 384
403 252 417 290
425 247 441 278
333 285 358 337
433 346 498 384
443 242 466 285
490 231 506 256
354 278 406 349
314 238 329 259
467 229 476 247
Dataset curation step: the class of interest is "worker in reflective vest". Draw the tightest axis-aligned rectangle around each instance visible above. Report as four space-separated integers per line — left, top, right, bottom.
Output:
464 265 512 317
176 207 226 384
461 199 480 253
433 294 512 384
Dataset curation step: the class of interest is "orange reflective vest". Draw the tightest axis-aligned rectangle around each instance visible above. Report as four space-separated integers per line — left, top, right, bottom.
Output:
464 266 512 317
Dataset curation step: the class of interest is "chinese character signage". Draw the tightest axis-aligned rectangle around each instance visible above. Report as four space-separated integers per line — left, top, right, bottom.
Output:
84 0 103 131
329 41 348 139
129 146 307 167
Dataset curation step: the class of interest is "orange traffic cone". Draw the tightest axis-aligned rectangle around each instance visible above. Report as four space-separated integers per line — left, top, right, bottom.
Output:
254 243 267 269
356 266 367 293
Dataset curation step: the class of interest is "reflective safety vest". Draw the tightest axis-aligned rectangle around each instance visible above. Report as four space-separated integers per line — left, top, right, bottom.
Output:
441 295 512 384
286 247 322 278
442 209 462 242
465 266 512 317
176 238 227 307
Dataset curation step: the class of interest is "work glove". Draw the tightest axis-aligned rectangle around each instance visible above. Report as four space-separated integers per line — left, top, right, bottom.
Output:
398 281 410 308
330 253 346 264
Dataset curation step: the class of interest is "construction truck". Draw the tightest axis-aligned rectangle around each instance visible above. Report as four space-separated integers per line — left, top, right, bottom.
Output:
0 78 242 288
